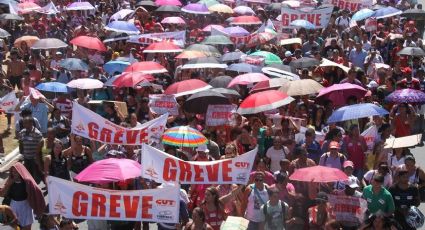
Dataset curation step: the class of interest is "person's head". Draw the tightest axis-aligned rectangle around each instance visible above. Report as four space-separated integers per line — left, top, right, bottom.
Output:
371 173 385 189
398 102 410 114
397 169 410 184
52 140 64 156
254 171 265 186
129 113 138 125
325 220 342 230
59 219 75 230
204 186 220 206
103 103 116 115
195 144 209 161
343 160 354 175
241 125 251 136
329 141 340 153
224 144 237 158
74 135 83 145
276 172 288 185
268 187 280 203
294 146 307 160
305 128 316 142
326 128 342 141
251 117 263 129
23 116 34 130
272 137 283 149
355 41 362 51
192 207 206 224
47 127 56 140
315 191 328 206
404 155 416 171
279 159 290 171
377 162 390 175
348 124 359 137
256 158 268 171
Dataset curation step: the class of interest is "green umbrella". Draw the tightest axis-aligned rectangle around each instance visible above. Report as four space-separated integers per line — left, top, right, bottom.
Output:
202 35 234 45
249 51 283 64
199 0 219 7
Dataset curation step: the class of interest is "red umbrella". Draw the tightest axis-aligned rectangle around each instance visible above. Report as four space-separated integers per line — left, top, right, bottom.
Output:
124 61 168 74
231 16 262 25
247 32 275 47
164 79 212 97
289 166 348 183
18 2 41 11
227 73 269 88
70 36 107 51
143 41 183 53
316 83 367 106
250 78 289 93
237 90 294 114
112 72 155 88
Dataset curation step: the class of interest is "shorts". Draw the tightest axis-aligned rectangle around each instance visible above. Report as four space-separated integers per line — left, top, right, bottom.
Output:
10 199 34 227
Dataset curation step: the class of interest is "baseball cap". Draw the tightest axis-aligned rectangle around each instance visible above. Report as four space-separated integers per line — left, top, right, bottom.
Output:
343 160 354 168
329 141 340 149
285 51 292 57
315 192 328 202
367 80 379 89
347 180 359 188
56 51 63 55
196 144 210 153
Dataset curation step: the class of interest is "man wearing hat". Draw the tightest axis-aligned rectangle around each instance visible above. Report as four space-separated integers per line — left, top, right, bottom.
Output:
282 51 294 65
397 67 420 90
319 141 346 170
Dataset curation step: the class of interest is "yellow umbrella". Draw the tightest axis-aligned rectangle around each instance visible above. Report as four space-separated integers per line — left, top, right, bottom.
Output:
14 35 39 48
208 4 234 14
279 79 323 96
175 50 207 59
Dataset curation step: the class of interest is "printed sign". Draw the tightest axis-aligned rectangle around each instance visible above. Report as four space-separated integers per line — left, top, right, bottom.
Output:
328 195 368 223
361 125 378 151
323 0 372 11
141 144 257 184
149 94 178 116
206 104 237 126
0 91 18 112
280 6 333 29
128 31 186 46
365 18 377 32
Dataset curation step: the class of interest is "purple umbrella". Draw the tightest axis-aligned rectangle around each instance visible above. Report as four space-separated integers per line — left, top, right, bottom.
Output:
385 89 425 104
316 83 367 106
202 24 225 32
182 3 210 14
223 26 250 36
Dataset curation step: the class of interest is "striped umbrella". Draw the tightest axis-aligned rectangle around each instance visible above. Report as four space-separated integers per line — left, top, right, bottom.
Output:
162 126 207 147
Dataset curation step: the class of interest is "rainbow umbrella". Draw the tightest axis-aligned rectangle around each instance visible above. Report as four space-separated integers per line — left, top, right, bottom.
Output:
162 126 207 147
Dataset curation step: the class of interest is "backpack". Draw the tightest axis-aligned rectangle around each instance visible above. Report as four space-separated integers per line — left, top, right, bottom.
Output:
323 153 345 169
263 200 286 229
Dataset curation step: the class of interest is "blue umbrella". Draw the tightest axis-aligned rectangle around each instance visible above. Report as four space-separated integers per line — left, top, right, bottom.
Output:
105 21 140 34
103 60 130 75
60 58 89 71
36 82 68 93
352 9 374 21
327 103 389 123
290 19 316 29
372 6 402 19
227 63 261 73
220 51 245 62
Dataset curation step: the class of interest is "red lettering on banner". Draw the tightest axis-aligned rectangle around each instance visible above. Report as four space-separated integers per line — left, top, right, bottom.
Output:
282 14 289 26
88 122 99 139
163 158 177 181
1 101 14 106
114 130 124 144
139 128 148 143
222 160 232 182
235 162 250 168
290 14 297 22
72 191 88 216
91 193 106 217
126 130 138 145
193 164 204 182
123 196 139 218
110 195 121 218
178 161 192 181
156 199 176 206
316 14 321 26
100 128 112 143
142 196 153 219
206 164 219 182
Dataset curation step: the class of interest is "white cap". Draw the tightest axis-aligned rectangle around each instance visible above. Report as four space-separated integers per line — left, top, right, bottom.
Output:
285 51 292 57
196 144 209 153
367 80 379 89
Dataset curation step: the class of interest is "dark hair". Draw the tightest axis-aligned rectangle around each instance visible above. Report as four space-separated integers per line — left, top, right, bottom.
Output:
21 108 32 117
192 207 206 222
373 173 385 183
325 128 341 141
305 128 316 137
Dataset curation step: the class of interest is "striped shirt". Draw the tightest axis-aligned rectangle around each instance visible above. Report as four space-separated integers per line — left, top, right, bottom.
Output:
18 127 43 159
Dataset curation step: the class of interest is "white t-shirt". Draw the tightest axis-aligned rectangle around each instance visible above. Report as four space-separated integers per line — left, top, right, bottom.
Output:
245 185 269 222
364 170 393 188
266 146 288 172
336 16 350 27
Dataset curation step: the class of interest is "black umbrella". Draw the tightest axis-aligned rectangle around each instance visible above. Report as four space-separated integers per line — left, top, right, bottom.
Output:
289 57 320 69
155 5 181 13
209 76 233 88
183 90 230 114
401 9 425 19
220 51 245 63
265 3 282 11
266 63 293 73
136 0 157 10
211 88 241 97
397 47 425 56
0 13 23 20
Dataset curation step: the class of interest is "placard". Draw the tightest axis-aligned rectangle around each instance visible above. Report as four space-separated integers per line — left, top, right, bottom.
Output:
149 94 178 116
280 7 333 29
328 195 367 223
206 104 237 126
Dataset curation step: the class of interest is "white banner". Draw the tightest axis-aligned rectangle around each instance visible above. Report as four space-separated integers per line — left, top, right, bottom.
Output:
365 18 377 32
328 195 367 223
280 7 333 29
128 31 186 47
361 125 378 151
206 105 237 127
323 0 372 11
71 102 167 145
149 94 178 116
141 144 257 184
0 91 18 112
47 176 180 223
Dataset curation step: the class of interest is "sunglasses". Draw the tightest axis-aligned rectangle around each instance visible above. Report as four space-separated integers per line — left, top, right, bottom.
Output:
255 178 263 182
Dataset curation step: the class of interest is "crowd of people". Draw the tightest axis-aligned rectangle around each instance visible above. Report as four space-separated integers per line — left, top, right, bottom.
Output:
0 0 425 229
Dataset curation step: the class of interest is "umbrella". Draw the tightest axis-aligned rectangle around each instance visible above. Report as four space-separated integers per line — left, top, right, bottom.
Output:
67 78 104 89
352 9 375 21
316 83 367 106
289 57 320 69
66 1 95 10
17 1 40 11
327 103 389 123
266 64 293 72
0 0 14 5
385 89 425 104
14 36 39 48
401 8 425 19
199 0 219 7
185 44 221 56
155 5 181 12
211 88 240 97
250 51 282 65
112 72 154 88
289 166 348 183
279 79 323 96
155 0 182 6
175 50 206 59
202 24 225 32
247 32 275 47
164 79 212 97
124 61 168 74
209 76 233 88
265 3 282 11
103 60 130 75
290 19 316 29
220 51 245 62
282 0 300 7
162 126 207 147
31 38 67 50
0 28 10 38
182 3 210 14
183 90 230 114
372 6 402 19
223 26 250 36
208 4 234 14
397 47 425 56
74 158 141 184
109 9 134 21
202 35 234 45
250 78 289 93
104 75 120 87
262 67 300 80
70 36 107 52
237 90 294 114
0 13 23 20
105 21 140 34
35 82 68 93
143 41 183 53
233 6 255 15
228 73 270 87
181 57 227 69
227 63 262 73
136 0 157 10
60 58 89 71
161 16 186 24
231 16 262 25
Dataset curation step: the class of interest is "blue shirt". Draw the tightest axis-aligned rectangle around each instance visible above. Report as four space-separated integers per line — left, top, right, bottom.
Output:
300 140 322 164
21 102 49 134
349 49 367 70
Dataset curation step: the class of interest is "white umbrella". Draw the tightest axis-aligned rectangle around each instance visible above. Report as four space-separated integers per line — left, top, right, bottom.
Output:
67 79 104 89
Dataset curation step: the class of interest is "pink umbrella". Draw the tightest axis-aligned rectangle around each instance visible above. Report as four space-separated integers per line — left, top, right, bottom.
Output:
112 72 154 88
70 36 107 52
66 1 95 10
165 79 212 97
316 83 367 106
250 78 289 93
231 16 262 25
75 158 142 184
161 16 186 24
202 24 225 32
124 61 168 74
290 166 348 183
227 73 269 87
237 90 294 114
66 78 104 89
18 2 41 11
155 0 182 6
